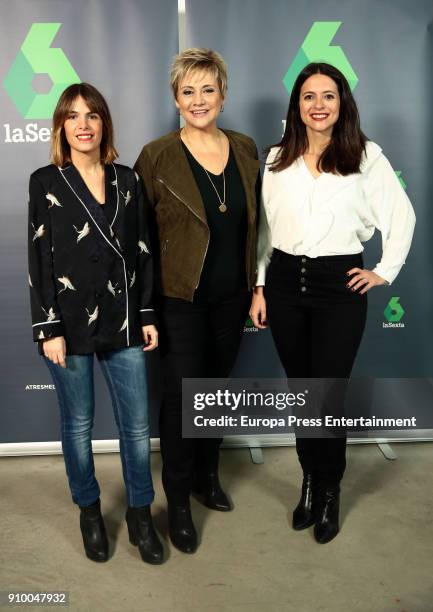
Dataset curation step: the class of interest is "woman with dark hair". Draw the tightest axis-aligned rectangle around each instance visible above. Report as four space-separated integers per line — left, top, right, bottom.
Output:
28 83 164 564
134 48 260 554
250 63 415 543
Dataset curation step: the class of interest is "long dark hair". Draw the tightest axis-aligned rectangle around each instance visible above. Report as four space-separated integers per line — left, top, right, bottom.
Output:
269 63 367 175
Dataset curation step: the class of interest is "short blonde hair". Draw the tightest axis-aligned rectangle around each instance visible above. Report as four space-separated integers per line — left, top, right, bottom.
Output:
51 83 118 167
170 48 228 98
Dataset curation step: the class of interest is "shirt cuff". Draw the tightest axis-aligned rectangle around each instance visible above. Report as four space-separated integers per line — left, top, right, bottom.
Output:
140 309 157 327
32 321 65 342
256 264 267 286
372 265 395 285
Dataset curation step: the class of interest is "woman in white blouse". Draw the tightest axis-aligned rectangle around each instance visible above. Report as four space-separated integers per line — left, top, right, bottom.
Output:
250 62 415 544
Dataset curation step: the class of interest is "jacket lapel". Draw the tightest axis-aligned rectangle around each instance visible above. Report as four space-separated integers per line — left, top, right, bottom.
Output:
225 131 260 226
104 163 119 228
155 132 207 224
60 164 121 253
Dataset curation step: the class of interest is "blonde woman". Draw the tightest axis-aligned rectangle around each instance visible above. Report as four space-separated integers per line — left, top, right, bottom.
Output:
135 49 260 553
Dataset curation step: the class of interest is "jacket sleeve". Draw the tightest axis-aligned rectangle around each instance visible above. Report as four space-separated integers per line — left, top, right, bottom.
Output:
135 175 157 327
28 173 65 342
133 147 156 205
363 154 416 284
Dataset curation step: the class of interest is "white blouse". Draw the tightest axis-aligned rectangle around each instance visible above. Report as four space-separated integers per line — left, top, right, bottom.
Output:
257 141 415 285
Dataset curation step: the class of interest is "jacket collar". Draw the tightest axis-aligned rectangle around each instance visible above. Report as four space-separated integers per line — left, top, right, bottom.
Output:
155 131 206 223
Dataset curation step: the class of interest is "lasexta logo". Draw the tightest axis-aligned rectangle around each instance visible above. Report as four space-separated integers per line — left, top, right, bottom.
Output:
244 317 258 333
384 297 405 323
283 22 358 94
3 23 80 119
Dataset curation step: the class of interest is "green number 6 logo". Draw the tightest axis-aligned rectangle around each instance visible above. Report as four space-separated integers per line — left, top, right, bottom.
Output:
3 23 80 119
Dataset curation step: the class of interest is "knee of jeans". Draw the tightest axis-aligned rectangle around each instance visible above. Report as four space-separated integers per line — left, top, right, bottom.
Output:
119 421 150 440
63 412 94 435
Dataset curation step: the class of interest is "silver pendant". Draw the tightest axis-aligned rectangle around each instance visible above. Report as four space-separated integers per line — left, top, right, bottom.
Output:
219 203 227 213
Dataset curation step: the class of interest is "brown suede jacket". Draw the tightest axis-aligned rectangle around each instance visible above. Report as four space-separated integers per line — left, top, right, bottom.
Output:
134 129 261 302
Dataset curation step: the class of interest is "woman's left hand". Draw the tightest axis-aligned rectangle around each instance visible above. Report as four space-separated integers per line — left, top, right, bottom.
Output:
142 325 158 351
346 268 387 294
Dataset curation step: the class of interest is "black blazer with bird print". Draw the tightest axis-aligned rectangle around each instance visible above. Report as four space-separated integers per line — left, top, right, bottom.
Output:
28 162 155 355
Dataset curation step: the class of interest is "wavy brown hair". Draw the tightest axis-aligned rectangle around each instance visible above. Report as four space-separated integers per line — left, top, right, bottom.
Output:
51 83 118 166
269 63 367 175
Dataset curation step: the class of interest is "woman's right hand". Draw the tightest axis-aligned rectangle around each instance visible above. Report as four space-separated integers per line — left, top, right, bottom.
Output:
250 287 268 329
42 336 67 368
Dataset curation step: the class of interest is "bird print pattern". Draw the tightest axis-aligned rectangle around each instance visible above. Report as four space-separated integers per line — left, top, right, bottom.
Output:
86 306 99 326
120 190 132 205
107 280 117 296
73 222 90 243
46 193 62 208
57 276 76 293
28 163 155 353
138 240 149 254
42 306 56 322
32 223 45 241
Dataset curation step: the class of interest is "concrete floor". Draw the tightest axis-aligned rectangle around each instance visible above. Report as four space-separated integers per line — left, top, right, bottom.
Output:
1 443 432 612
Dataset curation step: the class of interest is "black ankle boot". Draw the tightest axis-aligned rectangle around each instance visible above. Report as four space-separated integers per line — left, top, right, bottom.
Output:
79 499 109 562
125 506 164 564
292 472 316 530
314 485 340 544
193 472 232 512
168 504 198 554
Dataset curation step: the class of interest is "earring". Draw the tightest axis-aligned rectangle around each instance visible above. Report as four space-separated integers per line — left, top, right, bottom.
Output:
220 105 224 113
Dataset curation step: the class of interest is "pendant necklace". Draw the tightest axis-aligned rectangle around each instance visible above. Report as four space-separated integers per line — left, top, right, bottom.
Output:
183 128 227 213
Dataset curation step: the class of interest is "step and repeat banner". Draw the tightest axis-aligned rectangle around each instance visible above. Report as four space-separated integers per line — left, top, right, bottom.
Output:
185 0 433 436
1 0 432 447
0 0 179 444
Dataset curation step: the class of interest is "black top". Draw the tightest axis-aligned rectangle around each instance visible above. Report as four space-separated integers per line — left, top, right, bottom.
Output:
182 142 247 301
28 163 155 355
100 194 115 223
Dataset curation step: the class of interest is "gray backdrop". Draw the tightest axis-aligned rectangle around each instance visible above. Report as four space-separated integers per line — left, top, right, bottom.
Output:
0 0 178 444
185 0 433 430
1 0 432 446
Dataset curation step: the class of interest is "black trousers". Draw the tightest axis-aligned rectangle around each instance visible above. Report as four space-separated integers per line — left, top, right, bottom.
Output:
158 290 251 504
265 250 367 485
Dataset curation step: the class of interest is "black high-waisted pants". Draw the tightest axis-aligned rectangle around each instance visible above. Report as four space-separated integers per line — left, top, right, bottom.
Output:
265 249 367 485
158 290 251 505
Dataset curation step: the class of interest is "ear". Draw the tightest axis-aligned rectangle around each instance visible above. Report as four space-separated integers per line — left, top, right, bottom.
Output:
174 97 180 110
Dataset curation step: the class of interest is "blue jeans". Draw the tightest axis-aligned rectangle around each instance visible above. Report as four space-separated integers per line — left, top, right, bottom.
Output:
45 346 154 508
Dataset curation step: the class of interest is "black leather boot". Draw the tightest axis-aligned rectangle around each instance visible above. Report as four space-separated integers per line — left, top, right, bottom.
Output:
126 506 164 564
314 485 340 544
168 504 198 554
79 499 109 562
193 472 232 512
292 472 316 530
